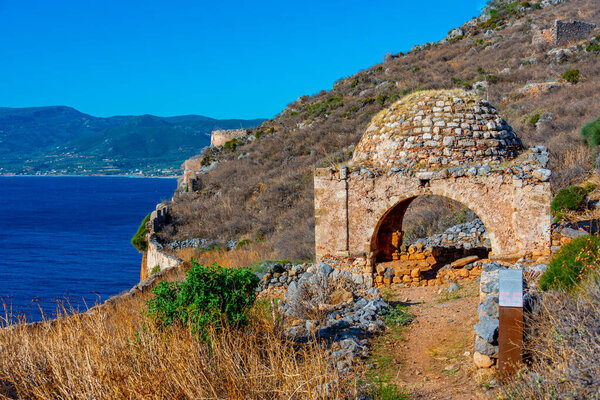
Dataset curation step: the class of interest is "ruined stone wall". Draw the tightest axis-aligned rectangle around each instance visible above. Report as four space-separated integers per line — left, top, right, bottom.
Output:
210 129 247 147
145 237 184 277
314 167 552 270
141 203 184 279
555 19 597 45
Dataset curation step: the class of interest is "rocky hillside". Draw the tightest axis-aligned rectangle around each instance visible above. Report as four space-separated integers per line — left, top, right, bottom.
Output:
160 0 600 259
0 106 263 175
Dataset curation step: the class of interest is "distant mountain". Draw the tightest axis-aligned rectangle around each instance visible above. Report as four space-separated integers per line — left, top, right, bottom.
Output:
0 106 264 175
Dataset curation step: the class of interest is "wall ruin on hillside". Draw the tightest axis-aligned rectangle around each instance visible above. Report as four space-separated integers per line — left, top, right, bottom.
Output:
210 128 248 147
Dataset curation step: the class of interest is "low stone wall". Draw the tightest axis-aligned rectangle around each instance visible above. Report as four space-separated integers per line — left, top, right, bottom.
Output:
144 236 184 278
210 129 248 147
374 244 488 284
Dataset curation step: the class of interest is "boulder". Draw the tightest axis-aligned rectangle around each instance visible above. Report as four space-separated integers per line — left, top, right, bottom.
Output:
474 318 499 343
473 351 494 368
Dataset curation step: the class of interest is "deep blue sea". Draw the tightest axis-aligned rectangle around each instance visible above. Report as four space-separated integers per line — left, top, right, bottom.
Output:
0 176 177 322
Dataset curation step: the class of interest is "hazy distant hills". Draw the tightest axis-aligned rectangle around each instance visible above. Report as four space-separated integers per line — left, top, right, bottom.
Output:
0 106 264 175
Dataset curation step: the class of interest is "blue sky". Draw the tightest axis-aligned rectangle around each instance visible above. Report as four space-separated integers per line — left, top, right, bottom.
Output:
0 1 485 119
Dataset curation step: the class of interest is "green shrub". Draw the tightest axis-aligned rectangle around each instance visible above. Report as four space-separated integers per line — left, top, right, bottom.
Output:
529 113 541 125
305 96 343 116
539 235 600 291
376 94 388 106
223 138 241 152
235 239 251 249
131 213 151 252
151 265 161 275
551 185 591 216
147 261 260 338
581 117 600 147
562 69 580 84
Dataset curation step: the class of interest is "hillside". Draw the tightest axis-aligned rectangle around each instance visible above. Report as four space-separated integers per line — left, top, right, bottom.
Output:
0 106 264 175
159 0 599 259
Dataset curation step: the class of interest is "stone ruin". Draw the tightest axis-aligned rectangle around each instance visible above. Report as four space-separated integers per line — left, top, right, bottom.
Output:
313 89 554 369
533 19 597 46
210 128 248 147
315 89 552 280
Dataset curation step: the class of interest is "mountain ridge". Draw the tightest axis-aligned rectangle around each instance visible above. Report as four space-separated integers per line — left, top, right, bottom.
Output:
0 106 264 175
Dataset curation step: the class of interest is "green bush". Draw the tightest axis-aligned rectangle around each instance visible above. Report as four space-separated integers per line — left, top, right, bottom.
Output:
131 213 151 252
539 235 600 292
151 265 161 275
223 138 241 152
562 69 580 84
581 117 600 147
551 186 588 214
528 113 541 125
147 261 260 338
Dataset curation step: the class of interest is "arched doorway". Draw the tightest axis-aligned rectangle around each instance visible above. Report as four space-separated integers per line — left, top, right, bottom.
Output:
370 195 491 282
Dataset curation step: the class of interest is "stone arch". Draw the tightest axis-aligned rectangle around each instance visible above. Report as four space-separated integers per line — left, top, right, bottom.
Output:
366 184 499 263
314 169 551 275
313 90 552 275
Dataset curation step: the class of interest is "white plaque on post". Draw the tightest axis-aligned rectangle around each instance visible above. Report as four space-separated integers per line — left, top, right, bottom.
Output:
498 269 523 308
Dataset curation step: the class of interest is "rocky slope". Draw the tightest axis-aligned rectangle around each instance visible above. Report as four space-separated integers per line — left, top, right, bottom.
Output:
160 0 600 259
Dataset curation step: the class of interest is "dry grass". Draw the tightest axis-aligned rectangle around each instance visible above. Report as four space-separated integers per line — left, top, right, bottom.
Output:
173 241 275 269
0 278 353 399
504 275 600 399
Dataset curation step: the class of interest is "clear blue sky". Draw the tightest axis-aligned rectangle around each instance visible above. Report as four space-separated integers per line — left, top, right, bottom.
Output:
0 0 485 119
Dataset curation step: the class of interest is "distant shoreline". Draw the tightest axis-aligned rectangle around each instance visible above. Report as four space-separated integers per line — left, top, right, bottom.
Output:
0 174 179 179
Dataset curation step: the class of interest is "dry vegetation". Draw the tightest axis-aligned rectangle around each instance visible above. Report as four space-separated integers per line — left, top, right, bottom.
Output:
505 275 600 399
0 268 354 399
173 241 275 269
160 0 600 260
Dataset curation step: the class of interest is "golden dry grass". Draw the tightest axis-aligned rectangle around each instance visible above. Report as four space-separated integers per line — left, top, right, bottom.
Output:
0 275 352 400
173 242 275 269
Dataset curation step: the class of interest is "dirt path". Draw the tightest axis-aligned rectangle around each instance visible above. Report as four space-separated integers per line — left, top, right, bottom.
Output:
371 281 499 399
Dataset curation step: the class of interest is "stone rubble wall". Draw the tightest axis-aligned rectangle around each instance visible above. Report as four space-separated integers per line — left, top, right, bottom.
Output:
257 261 374 297
413 218 490 249
210 129 248 147
554 20 597 45
277 262 387 374
373 252 487 287
533 19 597 45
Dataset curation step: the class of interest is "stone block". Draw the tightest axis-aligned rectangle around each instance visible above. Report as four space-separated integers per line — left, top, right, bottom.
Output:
474 317 499 344
451 255 479 268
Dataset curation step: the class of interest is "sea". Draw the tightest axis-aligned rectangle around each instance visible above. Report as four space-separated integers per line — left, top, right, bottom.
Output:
0 176 177 323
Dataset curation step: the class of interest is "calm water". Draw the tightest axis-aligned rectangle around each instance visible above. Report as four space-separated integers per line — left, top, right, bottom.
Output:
0 176 177 322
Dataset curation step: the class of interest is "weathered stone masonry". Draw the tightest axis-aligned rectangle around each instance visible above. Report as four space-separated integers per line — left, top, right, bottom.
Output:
315 168 552 270
315 90 552 275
